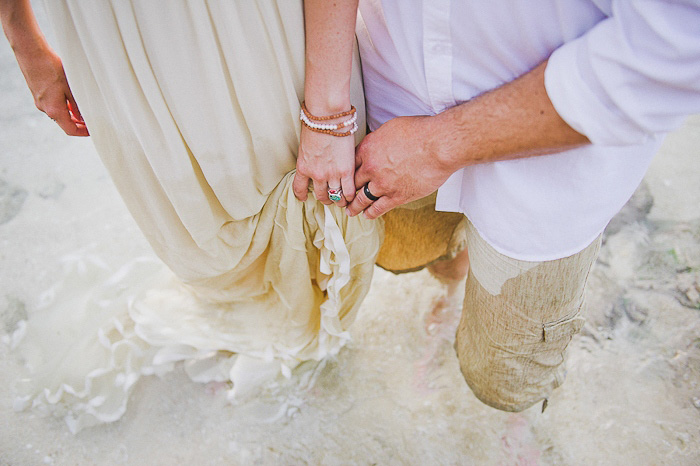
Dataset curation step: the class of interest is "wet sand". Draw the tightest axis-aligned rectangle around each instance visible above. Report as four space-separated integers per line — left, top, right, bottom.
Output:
1 10 699 465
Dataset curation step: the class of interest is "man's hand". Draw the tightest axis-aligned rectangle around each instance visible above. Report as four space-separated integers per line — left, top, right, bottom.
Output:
347 61 590 220
347 115 455 219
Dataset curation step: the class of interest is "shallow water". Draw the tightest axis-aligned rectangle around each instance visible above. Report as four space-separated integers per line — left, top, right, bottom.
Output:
2 8 700 465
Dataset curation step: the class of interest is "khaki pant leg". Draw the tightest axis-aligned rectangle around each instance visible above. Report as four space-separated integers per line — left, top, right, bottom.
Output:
377 193 467 274
455 220 601 412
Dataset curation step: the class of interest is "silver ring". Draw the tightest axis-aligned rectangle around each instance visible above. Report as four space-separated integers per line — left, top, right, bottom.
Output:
363 184 379 201
328 187 343 202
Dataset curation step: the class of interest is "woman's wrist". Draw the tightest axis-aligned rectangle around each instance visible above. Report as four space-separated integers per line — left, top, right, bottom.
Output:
303 37 352 117
303 85 352 117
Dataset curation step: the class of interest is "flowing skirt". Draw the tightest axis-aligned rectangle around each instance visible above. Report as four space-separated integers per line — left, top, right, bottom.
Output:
12 0 381 432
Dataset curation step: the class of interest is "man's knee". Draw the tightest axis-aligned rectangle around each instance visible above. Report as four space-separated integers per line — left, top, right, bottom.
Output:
455 222 600 411
454 296 585 412
455 335 569 412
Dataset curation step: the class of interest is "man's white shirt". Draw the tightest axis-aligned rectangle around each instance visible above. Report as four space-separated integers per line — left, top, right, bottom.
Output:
356 0 700 261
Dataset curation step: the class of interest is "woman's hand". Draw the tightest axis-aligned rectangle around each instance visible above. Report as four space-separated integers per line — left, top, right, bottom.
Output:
296 0 359 206
293 125 356 206
2 0 88 137
15 47 88 137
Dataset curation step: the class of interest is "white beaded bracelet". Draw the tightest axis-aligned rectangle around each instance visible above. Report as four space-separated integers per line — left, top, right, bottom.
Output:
299 109 357 131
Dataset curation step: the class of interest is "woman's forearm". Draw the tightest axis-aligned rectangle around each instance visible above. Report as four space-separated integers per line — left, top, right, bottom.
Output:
302 0 358 115
0 0 51 57
293 1 360 205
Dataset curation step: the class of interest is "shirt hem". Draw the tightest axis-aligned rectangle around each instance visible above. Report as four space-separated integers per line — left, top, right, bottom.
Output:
467 219 606 263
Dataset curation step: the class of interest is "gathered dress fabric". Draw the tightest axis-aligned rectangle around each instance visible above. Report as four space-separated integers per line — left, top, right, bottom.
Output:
12 0 381 433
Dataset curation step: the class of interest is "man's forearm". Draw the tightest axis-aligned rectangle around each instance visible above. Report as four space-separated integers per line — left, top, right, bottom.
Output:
431 61 590 173
350 59 592 218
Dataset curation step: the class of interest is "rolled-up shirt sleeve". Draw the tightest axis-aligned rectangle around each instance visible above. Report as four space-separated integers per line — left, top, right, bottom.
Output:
544 0 700 146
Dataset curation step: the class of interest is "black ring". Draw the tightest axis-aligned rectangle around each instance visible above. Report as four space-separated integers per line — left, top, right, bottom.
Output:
363 184 379 201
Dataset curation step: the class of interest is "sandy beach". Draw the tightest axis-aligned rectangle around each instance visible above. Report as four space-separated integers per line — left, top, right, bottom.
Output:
2 7 700 465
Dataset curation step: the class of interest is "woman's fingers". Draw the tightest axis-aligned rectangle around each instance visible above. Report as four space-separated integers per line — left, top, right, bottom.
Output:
292 170 311 201
47 97 87 137
313 179 333 205
296 126 356 206
66 91 89 136
327 179 348 207
292 171 351 207
66 91 84 122
22 51 90 137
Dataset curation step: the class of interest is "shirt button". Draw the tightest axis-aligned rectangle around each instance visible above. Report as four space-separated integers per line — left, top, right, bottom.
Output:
432 43 449 55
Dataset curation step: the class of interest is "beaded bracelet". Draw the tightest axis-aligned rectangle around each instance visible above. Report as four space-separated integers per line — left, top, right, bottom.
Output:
299 101 358 137
299 110 357 131
301 119 359 137
301 101 356 121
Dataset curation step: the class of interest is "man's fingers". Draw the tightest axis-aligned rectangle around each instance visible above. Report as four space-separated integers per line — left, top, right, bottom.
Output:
353 165 371 193
355 133 373 169
354 140 364 169
363 196 396 219
340 174 356 203
292 171 310 201
346 182 377 216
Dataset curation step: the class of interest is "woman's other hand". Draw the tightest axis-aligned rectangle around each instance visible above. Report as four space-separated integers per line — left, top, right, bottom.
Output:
1 0 88 137
15 47 88 136
293 122 356 206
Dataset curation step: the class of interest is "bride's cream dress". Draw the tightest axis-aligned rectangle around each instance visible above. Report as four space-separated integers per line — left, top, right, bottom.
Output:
12 0 381 432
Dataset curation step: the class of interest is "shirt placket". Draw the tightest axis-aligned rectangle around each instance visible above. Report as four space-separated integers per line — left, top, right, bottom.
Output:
422 0 456 114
